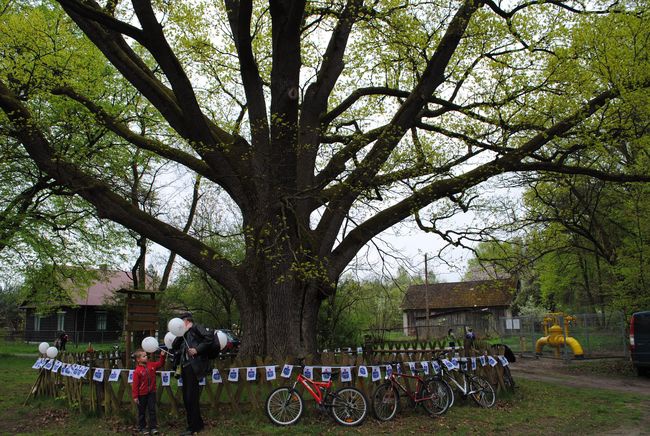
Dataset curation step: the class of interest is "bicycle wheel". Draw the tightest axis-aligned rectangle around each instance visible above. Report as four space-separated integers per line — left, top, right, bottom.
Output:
469 376 495 408
503 366 516 390
265 386 304 425
331 387 368 426
440 376 455 409
421 378 451 416
372 382 399 421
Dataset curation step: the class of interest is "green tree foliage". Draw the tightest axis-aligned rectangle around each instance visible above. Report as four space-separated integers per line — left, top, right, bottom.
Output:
1 0 649 357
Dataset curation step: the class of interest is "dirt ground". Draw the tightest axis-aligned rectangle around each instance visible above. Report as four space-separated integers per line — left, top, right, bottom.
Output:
510 356 650 435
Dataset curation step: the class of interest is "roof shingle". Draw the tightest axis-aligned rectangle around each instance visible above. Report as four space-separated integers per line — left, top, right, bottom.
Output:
401 278 518 310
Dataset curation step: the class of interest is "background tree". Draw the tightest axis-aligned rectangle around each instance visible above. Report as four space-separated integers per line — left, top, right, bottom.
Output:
1 0 649 358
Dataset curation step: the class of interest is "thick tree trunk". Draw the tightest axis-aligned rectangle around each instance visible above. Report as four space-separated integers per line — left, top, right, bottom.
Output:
236 279 322 360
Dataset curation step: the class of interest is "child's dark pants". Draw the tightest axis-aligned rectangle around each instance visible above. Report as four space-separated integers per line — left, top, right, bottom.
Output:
137 392 157 431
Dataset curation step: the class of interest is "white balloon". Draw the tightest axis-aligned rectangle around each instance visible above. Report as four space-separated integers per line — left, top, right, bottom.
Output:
38 342 50 354
216 330 228 350
164 332 176 349
46 346 58 358
168 317 186 336
142 336 159 353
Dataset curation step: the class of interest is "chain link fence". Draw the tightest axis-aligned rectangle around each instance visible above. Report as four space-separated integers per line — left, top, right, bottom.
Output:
497 312 629 359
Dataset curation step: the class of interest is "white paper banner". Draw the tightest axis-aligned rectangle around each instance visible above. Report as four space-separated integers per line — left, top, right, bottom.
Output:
128 370 134 383
408 362 416 375
44 359 54 370
451 358 460 370
385 365 393 377
303 366 313 379
357 365 368 378
62 364 71 377
199 377 206 386
471 357 477 371
441 359 455 371
177 377 183 387
212 368 223 383
322 367 332 382
281 364 293 378
79 366 90 379
488 356 498 367
246 367 257 381
32 358 43 369
93 368 105 382
228 368 239 382
371 366 381 382
396 363 402 375
109 369 121 382
161 371 171 386
432 361 441 375
341 367 352 382
265 366 276 381
480 355 487 367
498 355 509 366
421 361 430 375
52 360 63 373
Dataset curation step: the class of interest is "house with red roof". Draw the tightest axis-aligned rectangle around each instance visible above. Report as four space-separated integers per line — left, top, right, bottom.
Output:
401 278 519 337
21 269 136 344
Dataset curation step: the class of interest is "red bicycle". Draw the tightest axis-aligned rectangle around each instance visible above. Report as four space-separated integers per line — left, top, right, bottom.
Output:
265 370 368 426
372 365 451 421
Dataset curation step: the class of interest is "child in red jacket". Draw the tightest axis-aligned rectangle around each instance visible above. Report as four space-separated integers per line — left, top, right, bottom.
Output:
132 349 165 435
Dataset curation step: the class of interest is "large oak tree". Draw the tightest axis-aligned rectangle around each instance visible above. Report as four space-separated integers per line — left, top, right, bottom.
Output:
1 0 649 358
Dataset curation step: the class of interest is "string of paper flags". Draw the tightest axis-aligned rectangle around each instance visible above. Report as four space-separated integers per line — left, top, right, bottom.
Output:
31 355 509 386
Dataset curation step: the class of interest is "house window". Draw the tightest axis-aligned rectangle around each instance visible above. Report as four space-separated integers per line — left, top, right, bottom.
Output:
96 312 107 331
505 318 521 330
34 314 41 331
57 312 66 331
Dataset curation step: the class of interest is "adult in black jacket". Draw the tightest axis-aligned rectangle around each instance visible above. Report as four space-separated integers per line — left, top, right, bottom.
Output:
172 312 212 435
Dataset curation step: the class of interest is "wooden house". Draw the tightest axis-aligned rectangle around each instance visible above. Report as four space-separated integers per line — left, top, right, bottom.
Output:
401 278 518 337
21 269 135 344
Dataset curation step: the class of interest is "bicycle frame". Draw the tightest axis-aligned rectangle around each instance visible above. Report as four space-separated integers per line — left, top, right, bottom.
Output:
440 367 478 396
292 373 333 405
385 372 431 403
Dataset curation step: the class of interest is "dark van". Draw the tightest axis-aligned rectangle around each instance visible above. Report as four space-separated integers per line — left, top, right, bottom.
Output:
630 311 650 376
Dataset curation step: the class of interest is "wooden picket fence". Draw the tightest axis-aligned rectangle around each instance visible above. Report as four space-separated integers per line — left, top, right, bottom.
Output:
26 343 513 417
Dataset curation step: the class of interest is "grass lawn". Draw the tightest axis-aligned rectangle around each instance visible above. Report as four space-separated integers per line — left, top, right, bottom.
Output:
0 354 646 435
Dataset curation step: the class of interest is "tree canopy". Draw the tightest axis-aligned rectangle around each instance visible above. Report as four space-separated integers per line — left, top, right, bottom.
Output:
1 0 649 357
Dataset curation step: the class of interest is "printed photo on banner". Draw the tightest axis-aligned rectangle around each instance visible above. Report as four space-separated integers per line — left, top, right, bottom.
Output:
322 367 332 382
265 366 276 381
341 367 352 382
228 368 239 382
357 365 368 378
396 363 402 374
471 357 477 370
128 369 134 383
109 369 121 382
408 362 416 375
161 371 171 386
79 366 90 379
93 368 104 382
52 360 63 373
432 360 441 374
246 367 256 381
421 361 429 375
32 358 43 369
488 356 498 367
281 364 293 378
385 365 393 377
199 377 206 386
44 359 54 370
212 368 223 383
480 355 487 366
371 366 381 382
303 366 313 379
177 377 183 387
498 355 509 366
